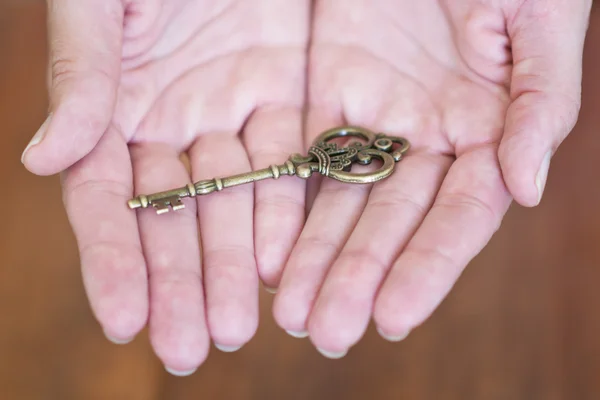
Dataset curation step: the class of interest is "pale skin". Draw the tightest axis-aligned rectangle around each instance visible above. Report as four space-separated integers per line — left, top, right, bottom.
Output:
22 0 591 374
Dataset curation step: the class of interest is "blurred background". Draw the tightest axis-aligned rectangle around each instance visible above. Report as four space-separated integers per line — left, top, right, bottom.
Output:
2 1 600 399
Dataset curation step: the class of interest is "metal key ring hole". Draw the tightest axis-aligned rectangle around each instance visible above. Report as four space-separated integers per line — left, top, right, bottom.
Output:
312 126 377 149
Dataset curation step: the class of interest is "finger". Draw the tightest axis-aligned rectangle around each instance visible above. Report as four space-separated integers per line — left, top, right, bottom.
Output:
272 112 370 347
189 133 259 351
61 126 147 343
131 143 209 375
498 0 592 206
306 152 452 353
274 181 371 347
373 145 512 338
243 106 306 291
22 0 123 176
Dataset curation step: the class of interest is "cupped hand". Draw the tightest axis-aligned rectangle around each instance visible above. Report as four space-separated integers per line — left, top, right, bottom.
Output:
271 0 592 357
21 0 309 374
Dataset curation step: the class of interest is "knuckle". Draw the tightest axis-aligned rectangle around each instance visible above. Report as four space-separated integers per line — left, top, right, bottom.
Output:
65 177 131 199
254 192 304 214
203 245 256 273
317 182 370 198
150 268 201 289
369 194 428 216
249 148 291 167
436 192 498 224
296 235 341 255
49 52 116 94
50 55 79 87
337 249 389 278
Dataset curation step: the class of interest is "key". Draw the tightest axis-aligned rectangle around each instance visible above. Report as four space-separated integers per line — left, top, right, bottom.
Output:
127 126 410 214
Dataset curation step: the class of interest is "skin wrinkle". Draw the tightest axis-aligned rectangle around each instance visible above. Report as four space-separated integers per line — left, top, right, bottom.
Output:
119 45 305 146
313 33 507 154
124 2 307 74
150 268 202 287
64 177 132 203
125 0 236 67
439 1 513 87
383 2 460 75
312 43 448 152
122 0 168 60
79 240 145 271
115 0 308 141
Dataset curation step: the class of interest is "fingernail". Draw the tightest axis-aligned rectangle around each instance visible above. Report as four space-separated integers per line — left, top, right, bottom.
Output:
535 150 552 204
265 286 277 294
21 114 51 163
215 343 242 352
165 366 197 377
104 333 134 345
316 348 347 359
377 327 410 342
286 330 308 338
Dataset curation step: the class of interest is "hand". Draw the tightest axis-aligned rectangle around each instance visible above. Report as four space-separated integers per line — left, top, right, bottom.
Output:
21 0 308 374
271 0 592 357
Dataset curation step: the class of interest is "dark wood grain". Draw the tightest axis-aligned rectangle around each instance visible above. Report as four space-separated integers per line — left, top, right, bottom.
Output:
2 2 600 399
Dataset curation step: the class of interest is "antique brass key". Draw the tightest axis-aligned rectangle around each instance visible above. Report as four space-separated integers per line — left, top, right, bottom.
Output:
127 126 410 214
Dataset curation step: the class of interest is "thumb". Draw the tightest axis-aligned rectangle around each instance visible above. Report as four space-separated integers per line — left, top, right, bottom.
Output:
498 0 592 207
21 0 124 176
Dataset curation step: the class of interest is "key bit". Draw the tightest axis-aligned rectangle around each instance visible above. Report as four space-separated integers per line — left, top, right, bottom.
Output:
127 126 410 214
153 196 185 214
127 183 197 213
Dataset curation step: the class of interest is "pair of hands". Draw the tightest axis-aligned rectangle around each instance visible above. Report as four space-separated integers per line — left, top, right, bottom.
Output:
22 0 591 375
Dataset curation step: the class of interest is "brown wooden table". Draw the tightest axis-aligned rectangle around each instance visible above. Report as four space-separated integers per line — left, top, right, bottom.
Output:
2 2 600 399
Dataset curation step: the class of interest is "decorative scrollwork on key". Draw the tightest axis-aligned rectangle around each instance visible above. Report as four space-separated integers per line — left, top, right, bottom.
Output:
127 126 410 214
291 126 410 184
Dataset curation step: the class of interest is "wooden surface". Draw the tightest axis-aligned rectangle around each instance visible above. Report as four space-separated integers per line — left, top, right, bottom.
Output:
2 2 600 399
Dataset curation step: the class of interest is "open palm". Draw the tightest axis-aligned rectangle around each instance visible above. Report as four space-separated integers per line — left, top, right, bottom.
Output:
271 0 591 357
22 0 308 374
22 0 591 369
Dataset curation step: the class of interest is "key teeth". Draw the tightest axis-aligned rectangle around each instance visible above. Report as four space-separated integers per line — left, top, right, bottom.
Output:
155 206 171 214
172 203 185 211
171 196 185 211
152 196 185 214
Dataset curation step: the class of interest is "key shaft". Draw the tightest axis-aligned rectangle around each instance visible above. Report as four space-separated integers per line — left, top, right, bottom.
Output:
127 161 298 213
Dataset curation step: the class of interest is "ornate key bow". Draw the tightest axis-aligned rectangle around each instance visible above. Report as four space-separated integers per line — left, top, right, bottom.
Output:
127 126 410 214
